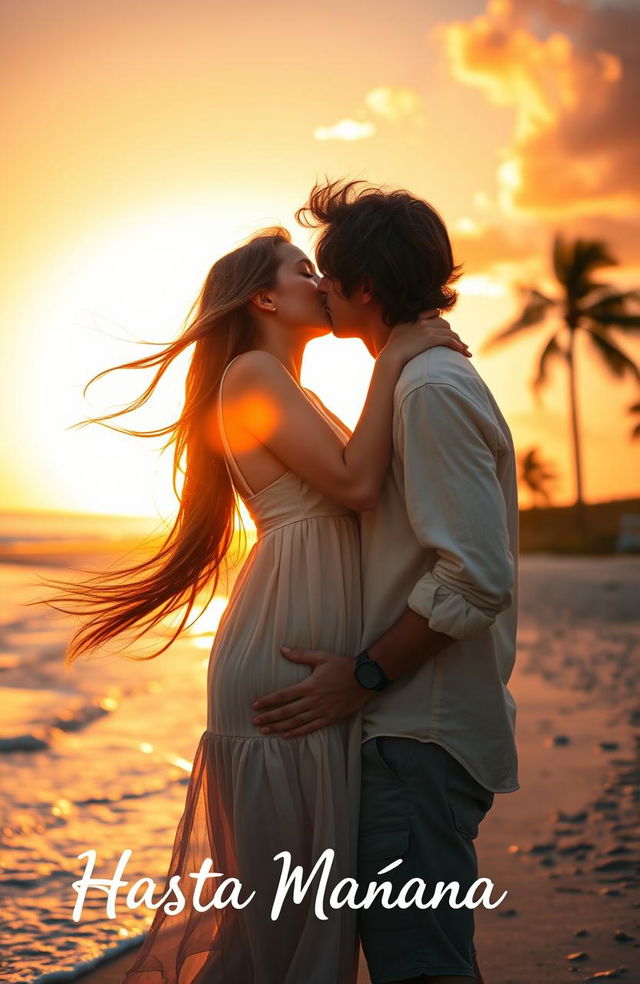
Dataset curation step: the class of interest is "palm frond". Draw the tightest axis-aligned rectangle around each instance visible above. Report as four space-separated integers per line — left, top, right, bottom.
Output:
552 234 571 287
533 331 566 393
557 237 619 301
588 313 640 331
586 329 640 381
572 238 618 276
518 446 557 501
482 289 555 351
581 288 640 313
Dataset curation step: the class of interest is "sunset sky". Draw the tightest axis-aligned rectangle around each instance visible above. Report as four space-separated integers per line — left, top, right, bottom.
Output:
2 0 639 517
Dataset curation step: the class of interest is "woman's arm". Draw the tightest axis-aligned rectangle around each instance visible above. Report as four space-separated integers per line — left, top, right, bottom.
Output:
303 389 353 437
222 320 467 510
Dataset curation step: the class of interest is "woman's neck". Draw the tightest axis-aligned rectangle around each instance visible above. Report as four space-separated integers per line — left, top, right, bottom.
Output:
253 332 304 382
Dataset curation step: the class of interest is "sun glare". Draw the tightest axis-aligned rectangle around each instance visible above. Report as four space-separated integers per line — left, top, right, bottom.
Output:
5 194 378 518
15 203 295 517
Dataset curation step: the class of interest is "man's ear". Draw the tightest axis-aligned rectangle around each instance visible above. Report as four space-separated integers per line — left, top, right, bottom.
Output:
249 289 277 313
360 277 374 306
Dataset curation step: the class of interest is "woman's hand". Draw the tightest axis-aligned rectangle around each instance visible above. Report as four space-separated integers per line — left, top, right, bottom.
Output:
381 311 471 369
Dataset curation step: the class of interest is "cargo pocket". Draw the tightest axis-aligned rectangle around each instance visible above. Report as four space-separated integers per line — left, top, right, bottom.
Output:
369 736 420 785
445 755 494 841
358 825 420 933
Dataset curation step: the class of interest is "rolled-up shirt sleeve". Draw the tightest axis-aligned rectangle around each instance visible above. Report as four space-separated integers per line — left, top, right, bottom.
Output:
398 381 515 639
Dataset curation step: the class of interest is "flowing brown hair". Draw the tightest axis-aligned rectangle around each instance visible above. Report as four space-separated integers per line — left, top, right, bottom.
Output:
39 228 291 663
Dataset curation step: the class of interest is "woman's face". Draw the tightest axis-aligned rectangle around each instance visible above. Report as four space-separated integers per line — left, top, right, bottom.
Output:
270 242 331 337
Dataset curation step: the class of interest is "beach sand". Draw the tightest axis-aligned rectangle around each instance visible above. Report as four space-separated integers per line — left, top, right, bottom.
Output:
75 672 640 984
1 528 637 984
69 556 639 984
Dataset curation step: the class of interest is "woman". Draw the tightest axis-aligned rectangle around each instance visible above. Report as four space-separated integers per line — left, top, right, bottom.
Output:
46 228 467 983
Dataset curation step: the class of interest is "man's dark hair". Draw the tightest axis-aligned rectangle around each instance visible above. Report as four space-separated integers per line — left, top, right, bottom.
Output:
296 180 462 326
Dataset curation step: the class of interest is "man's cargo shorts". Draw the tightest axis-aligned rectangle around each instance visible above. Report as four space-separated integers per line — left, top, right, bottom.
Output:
358 737 495 983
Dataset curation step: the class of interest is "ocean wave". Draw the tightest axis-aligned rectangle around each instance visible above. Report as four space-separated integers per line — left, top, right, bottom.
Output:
31 934 145 984
0 733 50 752
0 692 116 754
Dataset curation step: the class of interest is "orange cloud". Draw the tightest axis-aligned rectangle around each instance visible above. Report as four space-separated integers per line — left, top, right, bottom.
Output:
452 221 540 274
437 0 638 217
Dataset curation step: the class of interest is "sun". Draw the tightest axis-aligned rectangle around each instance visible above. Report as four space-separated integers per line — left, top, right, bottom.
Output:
12 202 282 517
6 197 377 518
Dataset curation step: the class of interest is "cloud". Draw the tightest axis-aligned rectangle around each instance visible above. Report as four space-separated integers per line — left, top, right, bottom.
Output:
452 212 640 280
313 119 376 142
566 214 640 269
313 85 423 142
437 0 640 217
452 221 540 273
364 86 424 121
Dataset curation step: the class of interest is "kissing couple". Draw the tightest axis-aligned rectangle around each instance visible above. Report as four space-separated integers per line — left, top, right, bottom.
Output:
53 179 519 984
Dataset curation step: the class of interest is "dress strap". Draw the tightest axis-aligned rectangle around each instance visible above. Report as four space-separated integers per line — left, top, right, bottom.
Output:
303 389 350 441
217 356 256 499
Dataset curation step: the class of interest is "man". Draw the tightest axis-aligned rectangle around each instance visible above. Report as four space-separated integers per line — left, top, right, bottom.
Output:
252 181 519 984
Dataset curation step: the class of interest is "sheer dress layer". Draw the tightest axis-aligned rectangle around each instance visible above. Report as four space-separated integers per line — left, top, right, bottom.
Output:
123 362 362 984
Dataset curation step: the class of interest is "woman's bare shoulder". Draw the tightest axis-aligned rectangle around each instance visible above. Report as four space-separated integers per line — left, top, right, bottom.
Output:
223 351 293 393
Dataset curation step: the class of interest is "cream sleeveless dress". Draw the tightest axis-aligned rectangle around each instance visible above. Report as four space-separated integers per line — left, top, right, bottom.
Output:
123 358 363 984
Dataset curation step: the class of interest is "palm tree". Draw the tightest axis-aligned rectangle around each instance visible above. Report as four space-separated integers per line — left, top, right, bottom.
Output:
483 235 640 511
518 447 557 507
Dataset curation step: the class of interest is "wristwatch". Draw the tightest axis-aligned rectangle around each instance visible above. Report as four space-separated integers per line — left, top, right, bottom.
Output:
354 649 392 692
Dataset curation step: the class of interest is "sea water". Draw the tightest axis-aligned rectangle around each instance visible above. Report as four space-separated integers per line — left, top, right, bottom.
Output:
0 511 238 983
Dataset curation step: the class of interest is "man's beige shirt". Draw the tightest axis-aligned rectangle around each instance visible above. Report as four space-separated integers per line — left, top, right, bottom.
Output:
360 346 519 793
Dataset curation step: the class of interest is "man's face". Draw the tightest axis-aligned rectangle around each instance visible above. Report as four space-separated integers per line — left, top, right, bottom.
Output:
316 275 371 340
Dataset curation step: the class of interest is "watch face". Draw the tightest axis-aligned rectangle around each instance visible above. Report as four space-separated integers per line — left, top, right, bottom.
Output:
357 661 382 689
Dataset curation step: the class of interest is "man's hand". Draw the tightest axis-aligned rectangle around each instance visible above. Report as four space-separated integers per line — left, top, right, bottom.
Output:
251 647 370 738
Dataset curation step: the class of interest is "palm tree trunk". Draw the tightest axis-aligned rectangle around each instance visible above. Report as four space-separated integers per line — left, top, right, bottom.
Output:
567 327 586 533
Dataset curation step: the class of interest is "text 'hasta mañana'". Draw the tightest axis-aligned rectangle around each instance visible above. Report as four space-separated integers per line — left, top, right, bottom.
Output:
72 848 507 921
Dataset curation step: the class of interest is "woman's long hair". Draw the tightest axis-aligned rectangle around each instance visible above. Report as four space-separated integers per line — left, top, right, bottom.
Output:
40 228 291 663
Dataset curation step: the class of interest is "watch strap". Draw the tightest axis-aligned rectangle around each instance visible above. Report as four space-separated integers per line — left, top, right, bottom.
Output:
355 648 392 691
